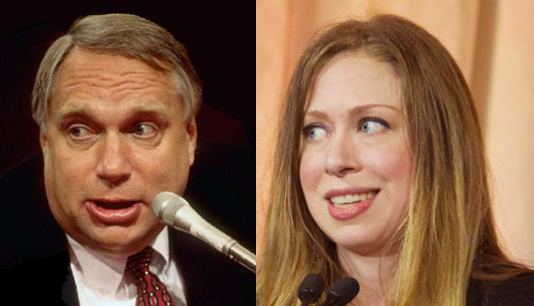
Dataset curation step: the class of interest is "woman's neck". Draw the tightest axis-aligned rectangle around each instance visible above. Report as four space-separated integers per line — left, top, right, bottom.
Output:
337 246 397 306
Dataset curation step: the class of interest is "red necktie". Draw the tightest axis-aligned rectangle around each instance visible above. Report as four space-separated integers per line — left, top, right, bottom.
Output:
126 247 177 306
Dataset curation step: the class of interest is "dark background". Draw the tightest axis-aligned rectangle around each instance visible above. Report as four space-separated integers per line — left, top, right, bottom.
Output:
0 1 255 261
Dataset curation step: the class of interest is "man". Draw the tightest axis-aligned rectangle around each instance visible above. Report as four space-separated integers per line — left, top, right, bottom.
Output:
1 14 254 305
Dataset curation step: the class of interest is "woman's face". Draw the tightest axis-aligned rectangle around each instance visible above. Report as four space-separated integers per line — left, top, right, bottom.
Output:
299 51 412 256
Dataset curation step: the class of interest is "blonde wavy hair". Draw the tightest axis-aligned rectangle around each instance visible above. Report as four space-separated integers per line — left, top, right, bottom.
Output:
257 14 529 306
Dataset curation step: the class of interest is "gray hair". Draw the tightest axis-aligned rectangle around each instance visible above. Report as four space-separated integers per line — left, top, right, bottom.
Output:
32 13 201 130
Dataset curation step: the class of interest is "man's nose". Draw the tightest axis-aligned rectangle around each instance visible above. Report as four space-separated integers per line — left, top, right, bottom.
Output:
96 133 132 187
324 132 361 177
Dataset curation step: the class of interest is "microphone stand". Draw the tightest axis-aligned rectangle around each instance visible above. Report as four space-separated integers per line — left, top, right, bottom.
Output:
223 240 256 273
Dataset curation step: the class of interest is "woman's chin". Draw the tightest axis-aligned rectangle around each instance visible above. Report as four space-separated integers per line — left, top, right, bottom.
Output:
330 231 390 256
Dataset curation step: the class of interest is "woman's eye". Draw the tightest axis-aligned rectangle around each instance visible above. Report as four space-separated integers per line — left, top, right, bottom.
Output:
132 122 157 138
359 118 389 134
67 125 94 140
303 125 328 141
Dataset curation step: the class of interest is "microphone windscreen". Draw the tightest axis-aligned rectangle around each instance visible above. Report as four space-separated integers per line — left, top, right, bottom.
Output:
326 277 359 305
152 192 188 225
298 273 325 303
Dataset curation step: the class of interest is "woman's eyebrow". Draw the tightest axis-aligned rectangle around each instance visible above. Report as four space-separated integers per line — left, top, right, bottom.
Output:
304 103 401 119
303 110 329 121
348 103 401 116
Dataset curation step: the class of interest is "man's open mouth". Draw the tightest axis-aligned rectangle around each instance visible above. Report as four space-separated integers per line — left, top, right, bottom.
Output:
86 199 142 224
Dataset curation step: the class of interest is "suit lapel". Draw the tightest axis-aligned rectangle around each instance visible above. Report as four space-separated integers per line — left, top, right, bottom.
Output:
170 229 208 306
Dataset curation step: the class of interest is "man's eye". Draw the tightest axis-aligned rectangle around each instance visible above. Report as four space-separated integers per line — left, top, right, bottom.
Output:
68 125 94 140
303 124 328 141
132 123 157 138
359 118 389 134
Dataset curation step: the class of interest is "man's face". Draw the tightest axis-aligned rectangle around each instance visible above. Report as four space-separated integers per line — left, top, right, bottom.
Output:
41 47 196 258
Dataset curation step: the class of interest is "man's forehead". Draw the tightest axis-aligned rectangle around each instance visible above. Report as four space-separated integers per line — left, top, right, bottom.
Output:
52 47 176 91
58 46 164 72
47 48 181 118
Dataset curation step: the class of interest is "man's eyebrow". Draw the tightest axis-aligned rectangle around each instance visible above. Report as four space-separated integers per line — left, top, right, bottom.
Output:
56 103 170 120
56 105 92 121
126 104 169 116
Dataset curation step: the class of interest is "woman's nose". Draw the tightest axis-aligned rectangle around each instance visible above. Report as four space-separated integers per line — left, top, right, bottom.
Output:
324 132 361 177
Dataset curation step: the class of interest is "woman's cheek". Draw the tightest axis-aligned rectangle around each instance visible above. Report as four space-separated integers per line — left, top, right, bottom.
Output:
299 151 323 193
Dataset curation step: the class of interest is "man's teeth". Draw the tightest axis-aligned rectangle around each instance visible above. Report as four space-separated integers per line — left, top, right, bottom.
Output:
330 191 376 206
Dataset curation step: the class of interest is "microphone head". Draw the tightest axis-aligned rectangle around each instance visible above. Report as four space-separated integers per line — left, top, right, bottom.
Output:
152 192 189 225
325 277 359 305
297 273 325 304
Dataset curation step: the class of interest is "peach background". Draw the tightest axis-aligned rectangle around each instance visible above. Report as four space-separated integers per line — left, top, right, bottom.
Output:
256 0 534 266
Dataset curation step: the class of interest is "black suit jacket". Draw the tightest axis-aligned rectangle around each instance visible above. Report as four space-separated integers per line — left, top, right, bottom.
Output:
0 149 255 305
2 225 254 305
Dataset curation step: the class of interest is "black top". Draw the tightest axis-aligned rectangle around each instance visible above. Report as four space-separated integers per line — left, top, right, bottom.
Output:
467 272 534 305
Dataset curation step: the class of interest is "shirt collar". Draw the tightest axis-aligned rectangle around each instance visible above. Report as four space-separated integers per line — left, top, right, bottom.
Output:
66 227 170 297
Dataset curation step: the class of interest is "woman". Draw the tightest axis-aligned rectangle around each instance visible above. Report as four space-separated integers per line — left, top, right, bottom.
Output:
257 15 534 305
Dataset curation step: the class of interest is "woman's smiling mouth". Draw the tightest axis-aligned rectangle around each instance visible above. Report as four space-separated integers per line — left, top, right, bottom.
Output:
325 189 379 220
329 190 379 206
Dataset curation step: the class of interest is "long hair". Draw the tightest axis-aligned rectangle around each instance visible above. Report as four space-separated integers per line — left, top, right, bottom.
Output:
257 14 529 306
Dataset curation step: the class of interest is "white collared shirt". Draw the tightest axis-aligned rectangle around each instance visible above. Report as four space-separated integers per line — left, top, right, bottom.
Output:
66 228 187 306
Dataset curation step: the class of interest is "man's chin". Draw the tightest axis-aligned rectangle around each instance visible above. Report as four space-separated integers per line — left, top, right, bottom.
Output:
77 224 165 258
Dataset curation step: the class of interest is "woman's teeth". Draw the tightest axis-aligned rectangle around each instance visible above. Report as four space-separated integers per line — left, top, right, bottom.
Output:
330 191 377 206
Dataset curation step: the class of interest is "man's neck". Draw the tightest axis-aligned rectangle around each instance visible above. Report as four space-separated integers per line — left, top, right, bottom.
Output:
65 228 170 298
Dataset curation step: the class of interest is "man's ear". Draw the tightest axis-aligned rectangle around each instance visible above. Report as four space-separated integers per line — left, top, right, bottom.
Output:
186 119 197 166
40 132 47 157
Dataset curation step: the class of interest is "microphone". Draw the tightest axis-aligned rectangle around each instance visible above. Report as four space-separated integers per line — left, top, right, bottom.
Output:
152 191 256 273
298 273 325 306
321 277 359 306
